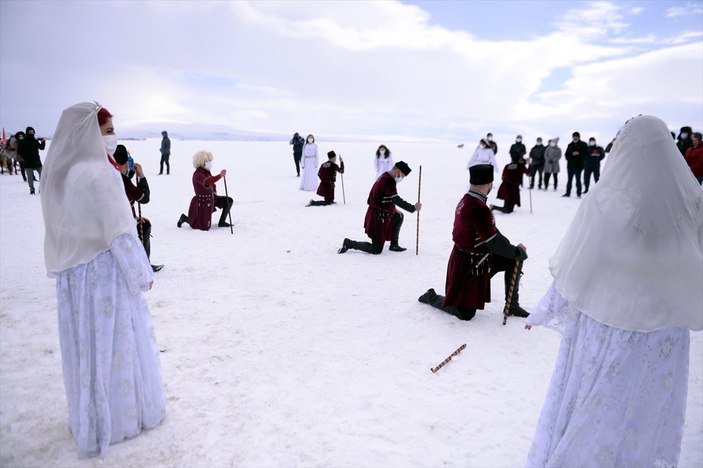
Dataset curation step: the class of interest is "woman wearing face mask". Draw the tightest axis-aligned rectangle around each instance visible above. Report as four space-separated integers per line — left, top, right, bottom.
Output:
543 138 562 191
299 134 318 191
40 102 166 458
466 138 499 174
177 150 232 230
374 144 394 179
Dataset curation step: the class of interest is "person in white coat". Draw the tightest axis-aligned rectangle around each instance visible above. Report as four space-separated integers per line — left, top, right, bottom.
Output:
466 138 499 173
524 115 703 468
40 102 166 458
299 133 318 191
374 144 394 178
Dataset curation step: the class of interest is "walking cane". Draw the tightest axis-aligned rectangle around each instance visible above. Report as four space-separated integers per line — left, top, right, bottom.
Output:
529 187 533 214
431 344 466 373
416 165 422 256
340 156 346 205
136 175 144 244
223 174 234 235
503 260 522 325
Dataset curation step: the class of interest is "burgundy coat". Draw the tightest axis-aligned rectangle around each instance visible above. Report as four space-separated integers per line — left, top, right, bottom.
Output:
187 167 222 231
496 162 528 206
363 172 397 241
444 191 498 310
316 160 344 202
685 144 703 178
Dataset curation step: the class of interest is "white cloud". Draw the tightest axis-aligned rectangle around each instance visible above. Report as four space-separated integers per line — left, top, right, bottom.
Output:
631 7 645 15
666 2 703 18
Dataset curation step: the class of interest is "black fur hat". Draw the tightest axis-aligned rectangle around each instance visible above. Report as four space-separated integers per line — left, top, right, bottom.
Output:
469 164 494 185
395 161 411 176
327 151 336 158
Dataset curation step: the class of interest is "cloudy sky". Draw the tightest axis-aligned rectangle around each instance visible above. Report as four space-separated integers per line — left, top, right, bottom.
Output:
1 0 702 142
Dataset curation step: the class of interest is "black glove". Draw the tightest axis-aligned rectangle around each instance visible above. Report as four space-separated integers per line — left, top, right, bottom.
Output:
516 246 528 261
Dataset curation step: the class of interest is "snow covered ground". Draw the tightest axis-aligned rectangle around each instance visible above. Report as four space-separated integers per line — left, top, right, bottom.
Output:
1 139 701 468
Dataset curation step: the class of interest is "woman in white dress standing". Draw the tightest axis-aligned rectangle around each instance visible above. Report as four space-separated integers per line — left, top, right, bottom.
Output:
299 133 318 191
374 144 394 179
40 102 166 458
524 115 703 468
466 138 499 173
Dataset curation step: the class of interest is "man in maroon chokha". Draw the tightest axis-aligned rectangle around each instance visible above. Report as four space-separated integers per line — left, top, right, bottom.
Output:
338 160 421 254
177 150 233 230
307 150 345 206
418 164 529 321
491 152 529 214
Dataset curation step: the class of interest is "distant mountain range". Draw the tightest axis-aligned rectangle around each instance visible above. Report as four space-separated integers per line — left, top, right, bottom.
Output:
118 123 290 141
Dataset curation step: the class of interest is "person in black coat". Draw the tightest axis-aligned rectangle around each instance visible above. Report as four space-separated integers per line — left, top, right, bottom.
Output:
583 137 605 193
528 137 546 189
17 126 45 194
289 132 305 176
563 131 589 198
677 126 693 156
159 130 170 175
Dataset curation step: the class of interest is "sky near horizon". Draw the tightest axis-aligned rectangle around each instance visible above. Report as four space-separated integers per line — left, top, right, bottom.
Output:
1 0 702 143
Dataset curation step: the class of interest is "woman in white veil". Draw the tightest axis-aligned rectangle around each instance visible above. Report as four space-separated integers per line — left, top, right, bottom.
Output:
524 115 702 467
41 102 166 458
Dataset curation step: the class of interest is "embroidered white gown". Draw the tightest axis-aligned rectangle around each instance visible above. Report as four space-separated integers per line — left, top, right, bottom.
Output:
55 232 166 458
299 143 318 191
525 282 689 468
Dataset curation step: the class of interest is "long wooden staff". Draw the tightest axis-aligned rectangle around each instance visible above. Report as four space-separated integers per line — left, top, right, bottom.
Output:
503 260 522 325
223 175 234 235
415 165 422 255
431 344 466 373
529 186 533 214
136 175 144 243
340 157 346 205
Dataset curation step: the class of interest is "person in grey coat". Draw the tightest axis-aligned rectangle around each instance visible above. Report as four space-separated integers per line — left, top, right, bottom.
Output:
159 130 171 175
543 138 562 191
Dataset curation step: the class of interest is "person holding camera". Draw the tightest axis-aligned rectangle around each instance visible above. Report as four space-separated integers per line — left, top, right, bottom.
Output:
17 126 45 194
114 145 164 272
290 132 305 176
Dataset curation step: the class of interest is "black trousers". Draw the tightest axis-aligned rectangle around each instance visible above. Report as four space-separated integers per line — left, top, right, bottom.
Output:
425 254 523 319
583 164 600 190
159 155 170 174
294 154 302 175
348 212 404 254
565 166 583 195
529 165 544 188
492 201 515 213
214 196 233 225
544 172 558 188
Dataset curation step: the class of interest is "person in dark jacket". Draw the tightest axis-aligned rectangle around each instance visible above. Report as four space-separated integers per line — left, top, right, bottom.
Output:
114 145 163 272
677 126 692 156
508 135 527 184
563 131 588 198
491 153 529 214
17 126 46 194
583 137 606 193
289 132 305 177
417 164 529 321
486 132 498 155
307 151 345 206
177 150 232 230
528 137 546 189
337 161 421 254
159 130 171 175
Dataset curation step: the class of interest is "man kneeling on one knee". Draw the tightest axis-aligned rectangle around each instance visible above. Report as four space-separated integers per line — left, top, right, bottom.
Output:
418 164 529 320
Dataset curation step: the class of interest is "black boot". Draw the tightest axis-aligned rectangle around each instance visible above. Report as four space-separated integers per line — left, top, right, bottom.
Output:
389 213 406 251
337 238 352 254
177 214 188 228
504 264 529 318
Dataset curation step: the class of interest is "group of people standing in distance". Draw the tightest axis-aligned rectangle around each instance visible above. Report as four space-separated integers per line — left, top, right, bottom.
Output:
0 127 46 194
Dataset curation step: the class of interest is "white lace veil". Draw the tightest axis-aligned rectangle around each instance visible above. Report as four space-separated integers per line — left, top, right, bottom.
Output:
41 102 135 274
549 115 703 332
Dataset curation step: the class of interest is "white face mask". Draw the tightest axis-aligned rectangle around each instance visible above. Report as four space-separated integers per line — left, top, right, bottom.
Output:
550 142 556 147
681 133 689 139
589 141 596 146
203 160 213 171
394 175 404 183
307 138 313 143
487 136 493 142
379 149 386 155
516 138 522 143
103 134 118 154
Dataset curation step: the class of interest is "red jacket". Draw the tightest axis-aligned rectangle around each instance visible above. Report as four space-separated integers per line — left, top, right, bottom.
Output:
685 144 703 178
187 167 223 231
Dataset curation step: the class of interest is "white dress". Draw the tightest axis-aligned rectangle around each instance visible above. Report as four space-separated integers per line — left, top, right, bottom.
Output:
299 143 318 191
466 147 499 172
375 155 394 178
56 232 166 458
525 282 689 468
